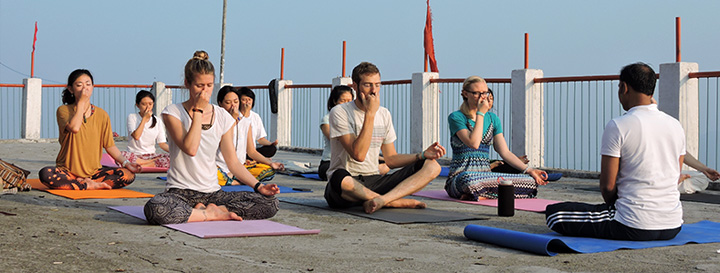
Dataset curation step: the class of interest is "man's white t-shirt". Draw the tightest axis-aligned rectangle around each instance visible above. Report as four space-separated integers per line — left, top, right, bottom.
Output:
327 101 396 178
600 104 685 230
216 115 252 174
126 113 167 155
163 104 234 193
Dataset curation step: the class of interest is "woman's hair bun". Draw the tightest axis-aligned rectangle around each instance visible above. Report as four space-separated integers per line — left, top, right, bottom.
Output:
193 50 209 61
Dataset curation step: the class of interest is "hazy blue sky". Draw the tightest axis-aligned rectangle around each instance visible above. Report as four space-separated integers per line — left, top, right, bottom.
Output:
2 0 719 85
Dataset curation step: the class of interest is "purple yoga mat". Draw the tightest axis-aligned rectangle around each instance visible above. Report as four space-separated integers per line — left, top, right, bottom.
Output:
412 190 560 212
108 206 320 238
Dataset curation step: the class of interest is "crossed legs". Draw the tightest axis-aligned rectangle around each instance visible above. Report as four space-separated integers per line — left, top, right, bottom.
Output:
325 159 441 213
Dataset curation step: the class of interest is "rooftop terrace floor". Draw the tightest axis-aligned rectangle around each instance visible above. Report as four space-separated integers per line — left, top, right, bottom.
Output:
1 141 719 272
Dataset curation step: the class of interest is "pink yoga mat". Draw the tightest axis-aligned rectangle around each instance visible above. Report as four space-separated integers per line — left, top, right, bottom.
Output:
101 153 168 173
412 190 560 212
108 206 320 238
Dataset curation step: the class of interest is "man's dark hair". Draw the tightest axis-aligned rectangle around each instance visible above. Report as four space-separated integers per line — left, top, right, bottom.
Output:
620 62 656 96
351 62 380 85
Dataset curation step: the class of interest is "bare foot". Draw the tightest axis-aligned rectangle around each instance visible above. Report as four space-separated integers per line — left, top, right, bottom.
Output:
363 197 386 214
204 203 243 221
83 178 111 190
194 203 207 210
679 174 691 183
385 198 427 209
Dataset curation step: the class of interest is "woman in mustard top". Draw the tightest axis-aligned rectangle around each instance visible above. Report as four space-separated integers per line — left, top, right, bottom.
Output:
39 69 141 190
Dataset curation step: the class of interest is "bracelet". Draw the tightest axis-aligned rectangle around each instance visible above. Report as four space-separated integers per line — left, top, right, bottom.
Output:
253 182 262 193
419 152 426 160
476 111 485 117
122 160 130 168
522 165 531 174
191 108 204 113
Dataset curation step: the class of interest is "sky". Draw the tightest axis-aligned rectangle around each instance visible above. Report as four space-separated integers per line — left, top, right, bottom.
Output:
2 0 720 85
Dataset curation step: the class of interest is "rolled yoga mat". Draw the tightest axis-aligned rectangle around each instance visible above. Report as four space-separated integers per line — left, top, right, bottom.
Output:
464 220 720 256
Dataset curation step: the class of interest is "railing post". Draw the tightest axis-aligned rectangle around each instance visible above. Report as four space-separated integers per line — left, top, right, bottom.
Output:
410 72 440 154
270 79 293 147
22 78 42 140
510 69 544 168
332 77 353 96
151 81 172 116
659 62 699 160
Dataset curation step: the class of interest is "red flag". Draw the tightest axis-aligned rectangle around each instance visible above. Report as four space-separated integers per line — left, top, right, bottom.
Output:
424 0 438 72
32 22 37 52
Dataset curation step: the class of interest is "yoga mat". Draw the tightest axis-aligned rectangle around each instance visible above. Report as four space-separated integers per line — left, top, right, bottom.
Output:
26 179 154 200
412 190 560 213
101 153 168 173
221 185 312 193
464 220 720 256
156 177 312 193
108 206 320 238
576 187 720 204
280 197 486 224
277 172 323 181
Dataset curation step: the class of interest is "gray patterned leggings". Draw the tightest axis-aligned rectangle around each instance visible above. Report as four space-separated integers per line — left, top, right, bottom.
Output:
143 188 279 225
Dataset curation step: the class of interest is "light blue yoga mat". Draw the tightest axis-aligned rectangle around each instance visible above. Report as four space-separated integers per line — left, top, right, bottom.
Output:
155 177 312 193
464 220 720 256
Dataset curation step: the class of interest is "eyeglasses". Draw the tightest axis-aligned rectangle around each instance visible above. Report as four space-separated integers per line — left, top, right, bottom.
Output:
463 90 488 96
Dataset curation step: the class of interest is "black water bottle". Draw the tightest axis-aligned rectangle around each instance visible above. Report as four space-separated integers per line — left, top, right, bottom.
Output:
497 179 515 217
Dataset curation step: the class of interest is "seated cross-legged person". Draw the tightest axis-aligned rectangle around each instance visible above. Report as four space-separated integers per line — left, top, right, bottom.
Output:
121 90 170 169
215 86 284 185
545 63 685 241
39 69 140 190
324 62 446 214
144 51 279 224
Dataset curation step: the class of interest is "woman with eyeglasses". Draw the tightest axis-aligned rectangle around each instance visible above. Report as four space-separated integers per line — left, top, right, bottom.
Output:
445 76 548 201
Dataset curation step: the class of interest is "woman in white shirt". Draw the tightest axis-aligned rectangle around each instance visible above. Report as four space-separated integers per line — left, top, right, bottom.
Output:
237 87 278 158
143 51 279 224
215 86 284 185
121 90 170 168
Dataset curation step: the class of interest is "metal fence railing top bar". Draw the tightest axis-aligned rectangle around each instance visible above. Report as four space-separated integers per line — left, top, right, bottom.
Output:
430 78 511 84
689 71 720 78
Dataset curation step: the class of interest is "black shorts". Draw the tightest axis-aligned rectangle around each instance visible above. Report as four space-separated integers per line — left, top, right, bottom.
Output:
324 160 425 208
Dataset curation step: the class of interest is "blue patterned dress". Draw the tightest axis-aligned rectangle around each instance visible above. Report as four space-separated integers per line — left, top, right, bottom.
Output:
445 111 537 200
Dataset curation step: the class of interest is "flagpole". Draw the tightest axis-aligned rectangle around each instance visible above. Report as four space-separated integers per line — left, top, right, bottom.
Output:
31 22 37 78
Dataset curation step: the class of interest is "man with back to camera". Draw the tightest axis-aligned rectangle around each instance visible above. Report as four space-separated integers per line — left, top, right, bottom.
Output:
324 62 446 214
545 62 685 240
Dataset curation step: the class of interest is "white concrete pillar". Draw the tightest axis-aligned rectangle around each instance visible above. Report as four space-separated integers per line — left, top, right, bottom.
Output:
151 82 172 116
410 72 440 154
510 69 544 167
659 62 699 158
270 79 293 147
22 78 42 139
331 77 352 88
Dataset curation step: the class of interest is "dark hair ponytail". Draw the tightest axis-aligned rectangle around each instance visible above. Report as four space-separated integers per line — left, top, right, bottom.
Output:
62 69 94 105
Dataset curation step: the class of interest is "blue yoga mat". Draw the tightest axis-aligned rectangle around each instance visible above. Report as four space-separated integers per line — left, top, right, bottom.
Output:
155 177 311 193
221 185 311 193
464 220 720 256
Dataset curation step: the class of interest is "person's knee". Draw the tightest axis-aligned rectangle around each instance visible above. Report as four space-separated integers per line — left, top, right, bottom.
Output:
38 166 55 183
420 159 441 177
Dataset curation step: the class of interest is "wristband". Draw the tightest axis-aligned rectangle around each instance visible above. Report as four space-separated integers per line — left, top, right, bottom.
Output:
476 111 485 117
522 165 530 174
253 182 262 193
122 160 130 168
420 152 426 160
